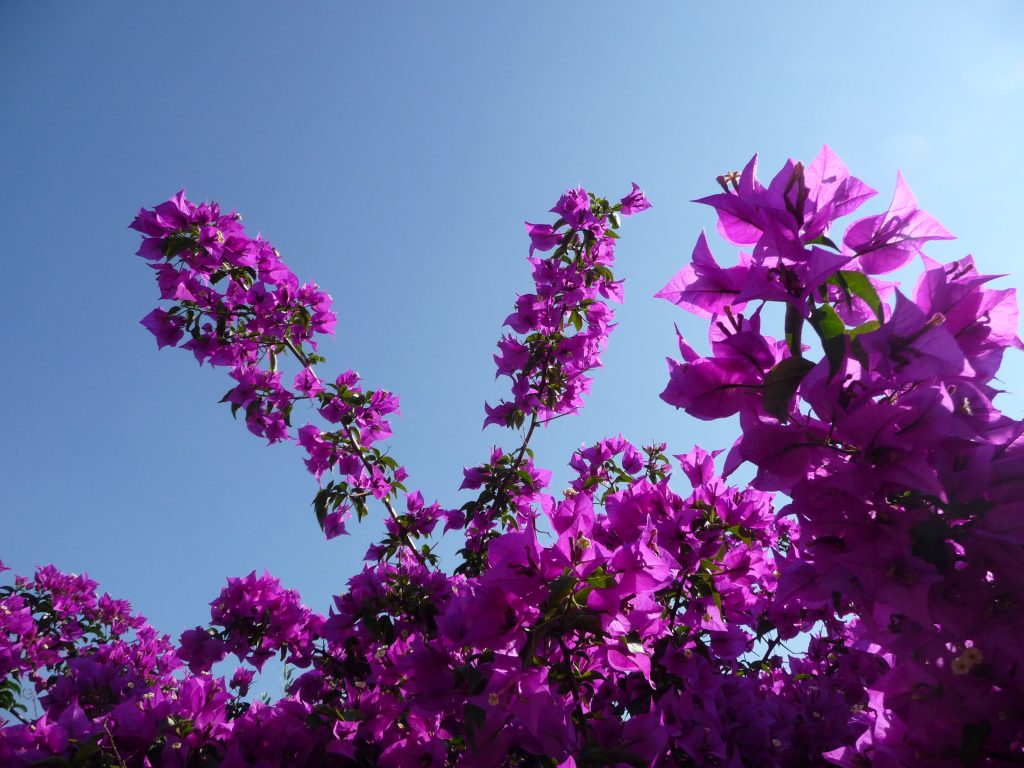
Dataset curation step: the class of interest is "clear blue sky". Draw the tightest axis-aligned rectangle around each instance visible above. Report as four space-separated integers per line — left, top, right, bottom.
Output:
2 2 1023 644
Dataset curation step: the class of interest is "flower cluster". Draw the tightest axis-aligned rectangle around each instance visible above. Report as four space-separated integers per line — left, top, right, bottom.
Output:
301 370 410 545
3 159 1022 766
130 192 336 444
180 571 324 674
486 185 649 429
130 193 422 557
1 447 865 766
457 185 652 574
660 146 1024 764
0 564 196 766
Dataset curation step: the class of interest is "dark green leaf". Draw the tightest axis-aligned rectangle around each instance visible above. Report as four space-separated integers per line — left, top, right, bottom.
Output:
565 612 602 634
463 703 487 749
72 739 102 766
517 469 536 490
810 303 845 340
762 356 815 420
545 573 577 608
808 234 840 251
849 320 880 337
828 270 884 322
824 335 847 381
961 720 991 766
911 519 950 570
624 632 645 655
29 758 70 768
585 568 615 589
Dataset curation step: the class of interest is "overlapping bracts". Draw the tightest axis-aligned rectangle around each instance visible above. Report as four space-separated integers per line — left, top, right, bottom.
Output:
3 156 1023 765
660 147 1024 765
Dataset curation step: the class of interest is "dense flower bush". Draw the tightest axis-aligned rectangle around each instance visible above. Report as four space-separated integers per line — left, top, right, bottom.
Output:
2 148 1023 766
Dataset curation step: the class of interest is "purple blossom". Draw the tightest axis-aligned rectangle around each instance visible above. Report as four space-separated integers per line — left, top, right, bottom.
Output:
9 167 1014 766
619 182 652 216
139 307 184 349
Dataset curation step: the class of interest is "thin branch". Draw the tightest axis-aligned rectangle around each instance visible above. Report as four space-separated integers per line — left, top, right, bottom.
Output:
340 423 427 568
2 708 30 725
285 335 428 568
102 721 129 768
282 336 312 367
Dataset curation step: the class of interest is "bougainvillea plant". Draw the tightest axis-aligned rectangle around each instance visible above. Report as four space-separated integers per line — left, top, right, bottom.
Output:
2 147 1023 767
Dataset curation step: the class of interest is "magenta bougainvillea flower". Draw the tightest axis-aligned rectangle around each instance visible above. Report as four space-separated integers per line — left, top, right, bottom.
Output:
3 153 1022 766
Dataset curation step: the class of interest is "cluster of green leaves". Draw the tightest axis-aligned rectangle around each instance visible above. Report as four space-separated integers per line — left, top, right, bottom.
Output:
454 448 542 577
763 259 886 421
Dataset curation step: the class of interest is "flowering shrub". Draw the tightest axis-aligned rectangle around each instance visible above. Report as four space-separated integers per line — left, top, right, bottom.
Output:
2 148 1023 766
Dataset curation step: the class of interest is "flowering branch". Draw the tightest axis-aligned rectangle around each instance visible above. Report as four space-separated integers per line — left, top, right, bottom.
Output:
5 153 1021 765
455 185 650 575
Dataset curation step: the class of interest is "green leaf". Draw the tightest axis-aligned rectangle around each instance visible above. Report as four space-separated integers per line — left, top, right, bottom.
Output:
624 632 645 655
911 519 950 570
808 234 840 251
585 567 615 589
823 334 847 381
579 746 646 768
72 739 102 766
961 720 991 766
520 629 539 668
762 356 815 420
565 612 602 634
313 488 332 529
849 319 880 338
810 303 845 340
463 703 487 749
545 573 577 608
810 303 848 381
828 270 884 323
29 758 70 768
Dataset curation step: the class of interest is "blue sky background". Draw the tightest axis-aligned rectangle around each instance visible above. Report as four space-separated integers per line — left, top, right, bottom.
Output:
3 1 1023 664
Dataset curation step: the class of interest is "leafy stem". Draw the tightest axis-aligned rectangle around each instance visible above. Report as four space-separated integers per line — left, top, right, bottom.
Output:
283 337 429 568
